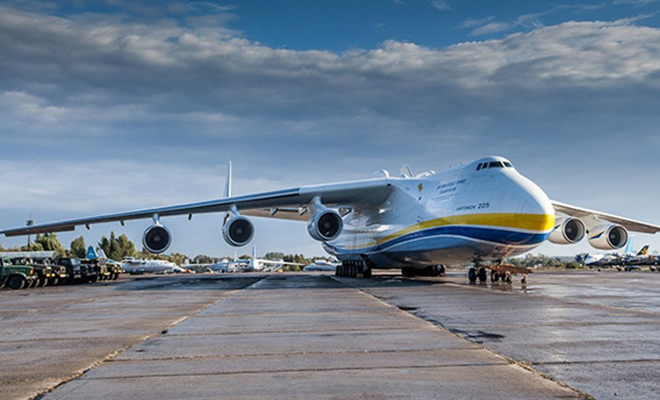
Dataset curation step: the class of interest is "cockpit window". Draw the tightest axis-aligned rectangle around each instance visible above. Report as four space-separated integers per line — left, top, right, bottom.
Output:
476 163 483 171
488 161 504 168
503 161 512 168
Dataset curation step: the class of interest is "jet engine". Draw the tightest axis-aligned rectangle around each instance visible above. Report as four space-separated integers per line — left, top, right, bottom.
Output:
548 217 586 245
142 224 172 254
222 216 254 247
588 224 629 250
307 209 343 242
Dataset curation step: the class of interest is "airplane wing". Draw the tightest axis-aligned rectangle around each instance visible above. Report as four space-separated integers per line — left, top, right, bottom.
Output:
552 200 660 234
0 178 394 237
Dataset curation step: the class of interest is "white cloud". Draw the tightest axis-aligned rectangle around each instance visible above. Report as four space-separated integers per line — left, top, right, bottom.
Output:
470 21 514 35
1 5 660 255
431 0 451 11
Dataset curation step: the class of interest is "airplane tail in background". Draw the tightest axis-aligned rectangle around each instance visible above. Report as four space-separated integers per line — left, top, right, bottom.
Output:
637 245 650 256
224 161 232 198
86 246 98 259
624 235 635 255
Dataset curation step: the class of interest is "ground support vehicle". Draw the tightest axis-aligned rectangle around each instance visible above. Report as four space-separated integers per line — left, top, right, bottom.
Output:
81 259 109 281
0 258 37 290
53 258 86 284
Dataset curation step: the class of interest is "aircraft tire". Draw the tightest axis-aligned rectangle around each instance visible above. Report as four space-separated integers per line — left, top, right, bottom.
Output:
437 265 446 277
477 267 487 283
491 270 499 282
468 268 477 283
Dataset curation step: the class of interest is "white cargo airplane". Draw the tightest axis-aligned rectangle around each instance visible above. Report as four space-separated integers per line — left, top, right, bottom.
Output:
2 156 659 283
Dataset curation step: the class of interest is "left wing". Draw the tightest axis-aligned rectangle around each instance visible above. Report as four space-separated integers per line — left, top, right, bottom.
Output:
552 200 660 234
1 178 394 237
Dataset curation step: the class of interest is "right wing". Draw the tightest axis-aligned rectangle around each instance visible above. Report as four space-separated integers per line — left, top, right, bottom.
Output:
552 200 660 234
1 178 394 237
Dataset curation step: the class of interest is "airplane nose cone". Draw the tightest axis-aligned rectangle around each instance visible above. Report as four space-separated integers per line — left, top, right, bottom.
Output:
519 179 555 234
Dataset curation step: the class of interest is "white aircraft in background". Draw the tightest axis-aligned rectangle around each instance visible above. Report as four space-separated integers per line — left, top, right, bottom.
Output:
3 156 660 283
303 259 340 272
121 257 184 274
226 246 305 272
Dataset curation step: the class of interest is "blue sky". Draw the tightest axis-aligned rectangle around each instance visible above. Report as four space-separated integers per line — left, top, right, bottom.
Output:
1 0 660 259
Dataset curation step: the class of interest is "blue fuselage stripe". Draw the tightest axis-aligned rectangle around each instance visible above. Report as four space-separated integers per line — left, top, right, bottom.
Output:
329 225 550 254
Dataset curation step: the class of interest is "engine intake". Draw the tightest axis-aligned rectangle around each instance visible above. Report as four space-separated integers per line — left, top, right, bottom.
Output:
548 217 586 245
142 224 172 254
223 216 254 247
588 224 629 250
307 209 343 242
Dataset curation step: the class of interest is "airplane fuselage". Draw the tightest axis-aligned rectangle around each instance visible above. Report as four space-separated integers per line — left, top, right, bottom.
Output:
324 157 555 268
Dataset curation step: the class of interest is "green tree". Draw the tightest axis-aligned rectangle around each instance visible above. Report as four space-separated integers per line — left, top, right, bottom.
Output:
32 233 66 256
193 254 215 264
168 252 187 266
99 231 137 261
70 236 87 258
264 252 285 260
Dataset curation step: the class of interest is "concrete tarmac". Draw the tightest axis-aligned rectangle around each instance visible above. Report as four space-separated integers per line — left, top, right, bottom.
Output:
1 270 659 399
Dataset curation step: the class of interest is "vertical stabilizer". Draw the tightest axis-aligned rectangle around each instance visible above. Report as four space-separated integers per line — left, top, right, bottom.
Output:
224 161 232 198
86 246 98 260
624 235 635 255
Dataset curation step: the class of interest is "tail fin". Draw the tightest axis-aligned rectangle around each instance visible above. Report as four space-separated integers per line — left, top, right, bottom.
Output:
400 164 413 178
97 248 107 259
624 235 635 255
224 161 232 198
86 246 98 260
637 245 649 256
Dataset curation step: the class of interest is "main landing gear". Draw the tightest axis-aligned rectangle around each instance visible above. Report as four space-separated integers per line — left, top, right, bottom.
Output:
401 265 446 278
468 266 488 283
336 260 372 278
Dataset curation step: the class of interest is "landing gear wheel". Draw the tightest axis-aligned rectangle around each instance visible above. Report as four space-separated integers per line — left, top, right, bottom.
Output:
505 275 512 284
361 265 372 278
521 277 527 284
437 265 446 277
468 268 477 283
477 267 487 283
491 270 500 282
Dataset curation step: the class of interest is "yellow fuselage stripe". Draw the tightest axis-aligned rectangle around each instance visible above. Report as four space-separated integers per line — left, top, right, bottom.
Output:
374 213 555 246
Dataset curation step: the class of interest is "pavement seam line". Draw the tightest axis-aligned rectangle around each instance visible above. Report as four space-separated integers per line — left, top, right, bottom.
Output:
32 277 267 400
332 275 595 400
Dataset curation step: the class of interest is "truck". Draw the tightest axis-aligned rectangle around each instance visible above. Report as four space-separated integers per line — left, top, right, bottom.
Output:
53 257 96 284
0 258 37 290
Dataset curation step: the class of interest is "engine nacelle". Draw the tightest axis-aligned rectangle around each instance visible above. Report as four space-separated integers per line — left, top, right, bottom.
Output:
588 224 629 250
222 216 254 247
307 209 343 242
142 224 172 254
548 217 586 245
